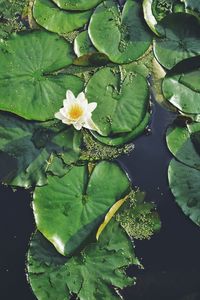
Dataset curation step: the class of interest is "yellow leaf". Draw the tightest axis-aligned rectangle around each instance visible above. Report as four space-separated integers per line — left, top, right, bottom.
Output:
96 194 129 241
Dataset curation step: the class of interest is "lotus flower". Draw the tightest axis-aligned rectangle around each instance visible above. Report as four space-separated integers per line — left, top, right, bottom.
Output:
55 90 98 131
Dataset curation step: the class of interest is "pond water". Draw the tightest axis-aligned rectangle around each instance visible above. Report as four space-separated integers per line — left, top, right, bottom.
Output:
1 101 200 300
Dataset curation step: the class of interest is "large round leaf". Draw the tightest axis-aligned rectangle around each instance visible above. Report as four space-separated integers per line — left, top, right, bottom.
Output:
168 159 200 227
166 124 200 170
33 161 130 256
0 112 83 188
85 67 149 136
33 0 92 35
153 13 200 69
52 0 103 11
0 31 83 121
90 112 150 146
27 220 139 300
183 0 200 14
162 68 200 114
88 0 152 64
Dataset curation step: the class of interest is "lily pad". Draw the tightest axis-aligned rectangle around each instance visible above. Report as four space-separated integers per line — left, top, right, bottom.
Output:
52 0 103 11
0 112 82 188
0 30 83 121
153 13 200 69
33 161 130 256
27 220 140 300
33 0 92 35
166 124 200 170
88 0 152 64
90 112 150 146
162 68 200 114
86 67 149 136
168 159 200 227
143 0 185 35
183 0 200 15
74 30 109 66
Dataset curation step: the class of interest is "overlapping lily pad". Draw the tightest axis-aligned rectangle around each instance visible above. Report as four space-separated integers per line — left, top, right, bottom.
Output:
33 161 130 256
88 0 152 64
162 67 200 114
90 112 150 146
27 219 140 300
86 67 149 137
74 30 109 66
52 0 103 11
0 30 84 121
167 120 200 227
166 123 200 169
153 13 200 69
0 112 83 188
33 0 92 35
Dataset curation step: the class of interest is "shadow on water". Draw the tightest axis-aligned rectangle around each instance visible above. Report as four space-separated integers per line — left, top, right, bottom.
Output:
1 100 200 300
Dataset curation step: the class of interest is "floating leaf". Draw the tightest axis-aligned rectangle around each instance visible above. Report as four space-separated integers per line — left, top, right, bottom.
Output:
90 112 150 146
86 67 149 136
154 13 200 69
33 161 130 256
33 0 92 35
52 0 103 11
88 0 152 64
73 30 109 66
27 220 140 300
168 159 200 227
162 68 200 114
183 0 200 16
166 123 200 170
0 112 82 188
0 30 83 121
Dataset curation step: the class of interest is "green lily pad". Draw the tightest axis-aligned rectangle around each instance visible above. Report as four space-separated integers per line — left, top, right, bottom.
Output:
0 112 82 188
33 161 130 256
86 67 149 136
168 159 200 227
33 0 92 35
153 13 200 69
166 124 200 170
74 30 109 66
90 112 150 146
88 0 152 64
27 219 140 300
0 30 83 121
52 0 103 11
162 68 200 114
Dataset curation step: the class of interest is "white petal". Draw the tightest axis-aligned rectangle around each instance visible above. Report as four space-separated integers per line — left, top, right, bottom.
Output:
60 107 68 117
73 122 83 130
77 92 86 102
66 90 75 102
88 102 97 112
83 118 99 132
55 111 64 120
77 92 88 108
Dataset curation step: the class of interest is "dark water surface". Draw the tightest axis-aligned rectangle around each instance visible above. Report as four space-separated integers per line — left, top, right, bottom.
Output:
1 101 200 300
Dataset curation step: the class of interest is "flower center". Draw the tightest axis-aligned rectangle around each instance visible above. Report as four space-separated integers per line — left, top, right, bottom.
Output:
68 104 84 120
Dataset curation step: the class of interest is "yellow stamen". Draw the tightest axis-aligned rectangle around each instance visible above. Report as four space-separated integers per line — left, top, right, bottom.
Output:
68 105 83 120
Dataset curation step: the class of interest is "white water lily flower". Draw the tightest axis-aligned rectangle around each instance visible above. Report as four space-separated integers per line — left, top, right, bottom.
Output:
55 90 98 131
